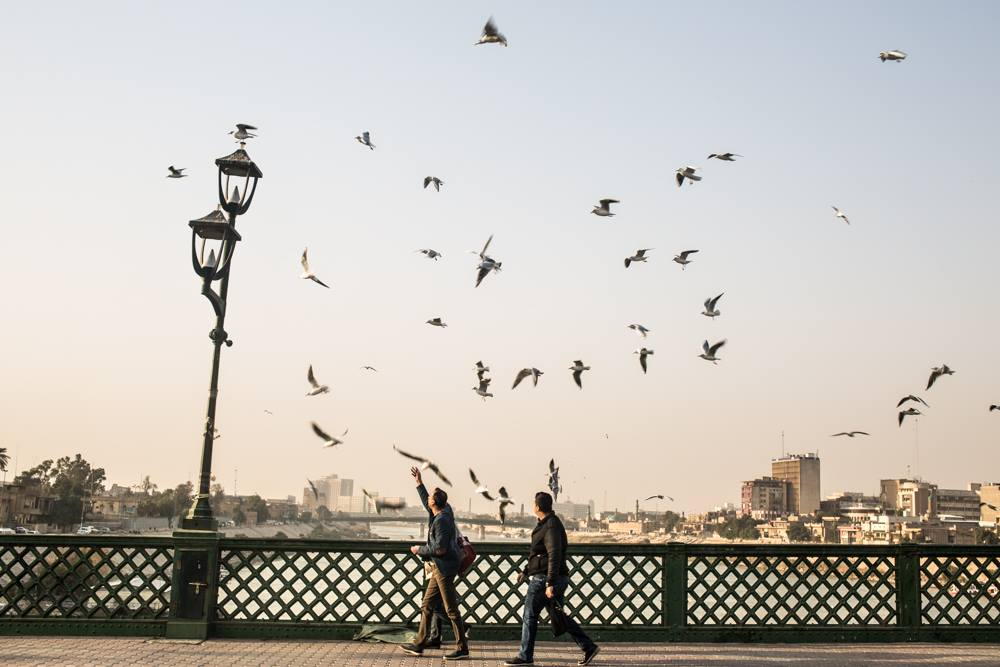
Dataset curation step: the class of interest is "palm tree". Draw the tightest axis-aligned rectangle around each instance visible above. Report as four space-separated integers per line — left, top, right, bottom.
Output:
0 447 9 473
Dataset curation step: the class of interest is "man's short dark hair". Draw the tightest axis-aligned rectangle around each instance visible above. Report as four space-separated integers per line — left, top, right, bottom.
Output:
432 488 448 507
535 491 553 513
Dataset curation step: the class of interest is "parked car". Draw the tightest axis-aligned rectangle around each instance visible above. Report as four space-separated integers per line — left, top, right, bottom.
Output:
0 528 15 535
14 527 39 535
77 525 95 534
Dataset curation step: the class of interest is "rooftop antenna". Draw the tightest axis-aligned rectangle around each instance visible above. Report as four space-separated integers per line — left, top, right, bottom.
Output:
913 418 920 481
234 468 238 497
781 430 785 457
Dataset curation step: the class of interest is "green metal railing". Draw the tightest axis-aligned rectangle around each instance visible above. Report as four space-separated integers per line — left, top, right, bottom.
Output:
1 535 998 641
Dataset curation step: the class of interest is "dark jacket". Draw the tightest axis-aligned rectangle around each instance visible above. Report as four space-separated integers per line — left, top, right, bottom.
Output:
524 512 570 585
416 483 461 577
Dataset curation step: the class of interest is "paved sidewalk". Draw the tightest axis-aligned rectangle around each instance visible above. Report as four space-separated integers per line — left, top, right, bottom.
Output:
2 638 1000 666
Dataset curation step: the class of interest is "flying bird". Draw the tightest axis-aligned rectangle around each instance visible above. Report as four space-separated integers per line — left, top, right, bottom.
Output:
475 361 490 381
167 166 187 178
361 366 378 372
569 360 591 389
897 395 929 408
628 323 651 338
981 502 1000 512
228 123 257 141
473 377 494 400
263 409 274 416
312 422 348 447
497 487 515 525
676 166 701 187
898 407 921 427
879 50 907 62
306 365 330 396
699 339 727 364
831 431 870 438
673 249 699 270
474 234 502 287
707 153 742 161
426 317 448 327
423 176 443 191
634 348 654 374
393 444 452 486
355 131 375 150
990 405 1000 412
702 293 724 318
591 199 619 217
469 469 495 501
300 248 330 288
832 206 850 225
548 459 562 501
645 494 674 502
513 367 543 389
364 489 406 515
306 479 319 502
625 248 653 268
417 248 442 260
475 16 507 46
927 364 955 390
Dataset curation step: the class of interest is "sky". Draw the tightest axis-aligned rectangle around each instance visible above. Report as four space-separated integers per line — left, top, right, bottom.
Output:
2 2 999 516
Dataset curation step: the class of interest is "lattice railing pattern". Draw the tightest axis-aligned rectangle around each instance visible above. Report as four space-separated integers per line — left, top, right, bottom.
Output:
216 549 424 622
920 555 1000 625
687 554 896 625
0 542 172 619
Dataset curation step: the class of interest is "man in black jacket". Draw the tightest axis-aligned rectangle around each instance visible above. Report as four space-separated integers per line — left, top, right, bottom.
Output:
400 467 469 661
504 492 599 666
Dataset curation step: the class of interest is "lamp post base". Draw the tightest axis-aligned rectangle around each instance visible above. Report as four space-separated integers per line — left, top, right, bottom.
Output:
180 494 217 532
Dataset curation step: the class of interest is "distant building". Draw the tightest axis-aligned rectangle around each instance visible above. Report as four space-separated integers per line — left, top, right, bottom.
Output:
935 487 980 521
0 482 56 527
771 453 821 515
980 483 1000 524
265 497 299 521
302 474 357 512
554 499 593 521
880 479 936 517
741 477 790 520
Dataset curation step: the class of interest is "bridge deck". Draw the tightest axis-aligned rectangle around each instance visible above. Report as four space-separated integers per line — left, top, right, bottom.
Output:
3 637 998 666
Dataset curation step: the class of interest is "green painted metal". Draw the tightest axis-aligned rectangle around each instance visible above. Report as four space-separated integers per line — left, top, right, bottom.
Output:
2 536 999 641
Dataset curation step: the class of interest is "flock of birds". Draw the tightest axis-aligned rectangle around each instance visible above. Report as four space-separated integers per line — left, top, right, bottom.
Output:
164 20 994 525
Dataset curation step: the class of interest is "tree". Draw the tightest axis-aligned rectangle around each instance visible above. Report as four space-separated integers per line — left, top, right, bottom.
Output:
298 510 312 524
0 447 9 472
173 482 194 520
14 455 106 530
715 515 760 540
139 475 157 494
316 505 332 523
233 507 246 526
788 522 813 542
244 495 270 523
976 527 999 545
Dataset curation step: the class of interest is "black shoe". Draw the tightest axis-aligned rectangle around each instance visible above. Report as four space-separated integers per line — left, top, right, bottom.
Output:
424 639 442 650
503 658 533 666
400 643 424 656
578 645 600 666
443 648 470 661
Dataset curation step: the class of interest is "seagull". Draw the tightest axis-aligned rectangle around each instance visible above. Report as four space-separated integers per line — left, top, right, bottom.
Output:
628 324 651 338
702 293 724 318
634 348 654 374
625 248 653 268
424 176 444 191
355 131 375 150
426 317 448 327
897 395 929 408
306 365 330 396
990 405 1000 412
569 360 591 389
263 409 274 416
832 206 850 225
645 494 674 502
393 444 452 486
307 479 319 502
166 166 187 178
474 234 502 287
898 407 921 427
475 16 507 46
228 123 257 141
475 361 490 381
591 199 619 217
312 422 348 447
361 366 378 372
981 502 1000 512
497 487 515 525
364 489 406 515
473 377 494 400
927 364 955 390
362 488 379 513
707 153 742 161
699 339 727 364
469 469 495 501
417 249 442 261
547 459 562 501
673 249 699 270
513 367 543 389
879 50 907 62
831 431 870 438
676 166 701 187
300 248 330 288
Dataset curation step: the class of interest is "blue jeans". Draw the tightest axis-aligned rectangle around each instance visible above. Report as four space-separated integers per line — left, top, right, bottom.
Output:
518 574 595 661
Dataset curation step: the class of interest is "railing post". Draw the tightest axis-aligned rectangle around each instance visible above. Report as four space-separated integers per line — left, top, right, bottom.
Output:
664 542 686 638
166 528 222 639
896 543 920 635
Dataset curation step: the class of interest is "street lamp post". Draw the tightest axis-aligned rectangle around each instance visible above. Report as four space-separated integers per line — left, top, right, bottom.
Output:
180 143 262 531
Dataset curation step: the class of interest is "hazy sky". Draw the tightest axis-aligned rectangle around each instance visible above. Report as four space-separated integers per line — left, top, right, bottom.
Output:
2 2 999 515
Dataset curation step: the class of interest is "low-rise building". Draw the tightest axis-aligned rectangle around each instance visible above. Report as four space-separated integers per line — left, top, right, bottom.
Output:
0 482 57 527
935 487 980 521
741 477 790 520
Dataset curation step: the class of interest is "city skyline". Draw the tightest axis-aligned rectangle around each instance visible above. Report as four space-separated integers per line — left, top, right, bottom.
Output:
2 2 1000 515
